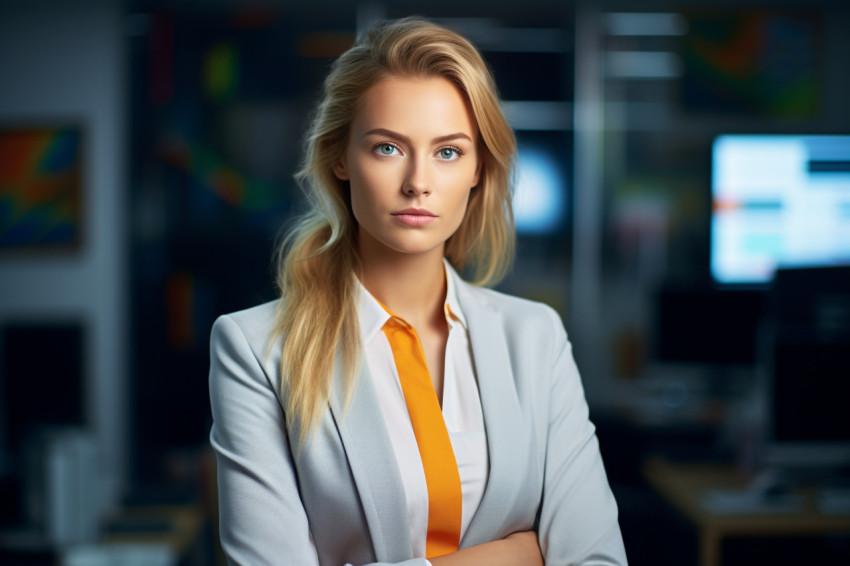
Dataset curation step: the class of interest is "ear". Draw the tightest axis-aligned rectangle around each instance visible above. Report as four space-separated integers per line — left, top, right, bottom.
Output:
333 158 349 181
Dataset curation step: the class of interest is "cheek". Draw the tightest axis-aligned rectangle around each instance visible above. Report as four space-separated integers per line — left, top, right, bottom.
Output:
348 166 389 223
448 167 477 208
348 182 375 227
447 187 473 229
350 159 395 197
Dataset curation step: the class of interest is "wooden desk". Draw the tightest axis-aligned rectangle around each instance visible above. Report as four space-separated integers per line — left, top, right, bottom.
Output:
643 459 850 566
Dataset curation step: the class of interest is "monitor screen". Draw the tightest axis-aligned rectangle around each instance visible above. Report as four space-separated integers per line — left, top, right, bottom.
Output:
0 322 85 467
761 266 850 468
764 332 850 468
711 135 850 285
653 286 763 366
771 336 850 444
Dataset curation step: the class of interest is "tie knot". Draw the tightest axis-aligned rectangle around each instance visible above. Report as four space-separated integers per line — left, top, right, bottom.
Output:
382 315 410 332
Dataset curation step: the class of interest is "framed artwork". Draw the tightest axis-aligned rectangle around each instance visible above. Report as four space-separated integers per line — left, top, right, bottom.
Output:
681 11 819 118
0 125 84 251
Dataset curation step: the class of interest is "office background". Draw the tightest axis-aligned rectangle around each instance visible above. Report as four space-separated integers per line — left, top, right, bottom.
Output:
1 0 848 564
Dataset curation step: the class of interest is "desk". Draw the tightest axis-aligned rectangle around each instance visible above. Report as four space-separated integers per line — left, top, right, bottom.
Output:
643 459 850 566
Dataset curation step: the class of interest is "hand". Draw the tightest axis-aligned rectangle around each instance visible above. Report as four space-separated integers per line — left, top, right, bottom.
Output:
429 530 543 566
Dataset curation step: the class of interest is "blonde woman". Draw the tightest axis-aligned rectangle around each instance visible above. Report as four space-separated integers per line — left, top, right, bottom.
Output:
209 17 626 566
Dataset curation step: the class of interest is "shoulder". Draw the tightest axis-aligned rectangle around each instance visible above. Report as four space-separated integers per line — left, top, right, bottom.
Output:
453 276 570 368
209 299 283 397
211 299 281 361
215 299 279 333
458 279 564 334
447 262 561 328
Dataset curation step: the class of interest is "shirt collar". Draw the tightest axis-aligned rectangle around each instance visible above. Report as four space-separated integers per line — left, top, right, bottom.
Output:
356 276 392 345
443 258 467 329
356 258 467 344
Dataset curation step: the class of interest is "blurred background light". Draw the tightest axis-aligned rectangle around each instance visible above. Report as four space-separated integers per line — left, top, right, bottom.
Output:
605 12 687 37
514 146 566 234
605 51 682 79
502 101 573 131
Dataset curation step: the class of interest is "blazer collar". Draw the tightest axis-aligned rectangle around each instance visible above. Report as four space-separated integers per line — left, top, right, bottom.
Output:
448 267 526 547
328 356 414 561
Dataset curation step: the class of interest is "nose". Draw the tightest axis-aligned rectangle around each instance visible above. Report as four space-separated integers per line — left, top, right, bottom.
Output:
402 155 431 197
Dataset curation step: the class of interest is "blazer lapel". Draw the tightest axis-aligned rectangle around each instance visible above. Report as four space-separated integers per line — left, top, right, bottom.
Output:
452 274 527 547
328 357 414 561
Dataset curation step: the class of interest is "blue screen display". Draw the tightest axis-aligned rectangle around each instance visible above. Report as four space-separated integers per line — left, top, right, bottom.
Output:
711 135 850 284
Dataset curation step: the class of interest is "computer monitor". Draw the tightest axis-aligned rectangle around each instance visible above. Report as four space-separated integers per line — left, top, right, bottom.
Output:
652 285 764 368
0 322 85 469
760 266 850 469
711 135 850 285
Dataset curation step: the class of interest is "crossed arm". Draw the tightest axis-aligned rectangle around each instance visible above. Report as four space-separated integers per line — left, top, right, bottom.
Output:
429 532 543 566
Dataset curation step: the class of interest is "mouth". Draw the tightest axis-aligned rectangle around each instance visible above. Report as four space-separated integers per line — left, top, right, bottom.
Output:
391 208 437 227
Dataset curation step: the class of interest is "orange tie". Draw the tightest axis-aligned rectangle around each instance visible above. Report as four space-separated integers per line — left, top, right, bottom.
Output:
383 315 462 559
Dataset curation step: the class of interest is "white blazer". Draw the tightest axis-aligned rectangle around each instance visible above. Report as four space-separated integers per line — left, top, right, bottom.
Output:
209 265 627 565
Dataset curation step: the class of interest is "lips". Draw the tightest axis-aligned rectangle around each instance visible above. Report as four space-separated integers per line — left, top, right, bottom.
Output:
391 208 437 227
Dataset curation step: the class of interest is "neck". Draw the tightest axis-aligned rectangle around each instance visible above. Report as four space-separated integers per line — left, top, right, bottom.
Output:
357 239 447 326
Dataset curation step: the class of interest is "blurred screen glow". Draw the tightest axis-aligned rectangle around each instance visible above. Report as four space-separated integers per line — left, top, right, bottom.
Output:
711 135 850 284
605 13 687 37
513 146 566 234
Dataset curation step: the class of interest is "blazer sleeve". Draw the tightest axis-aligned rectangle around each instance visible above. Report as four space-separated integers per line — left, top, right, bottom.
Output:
209 314 321 566
210 314 433 566
537 308 628 565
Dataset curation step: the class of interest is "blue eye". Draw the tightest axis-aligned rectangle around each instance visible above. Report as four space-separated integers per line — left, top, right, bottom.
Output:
376 143 398 156
438 147 462 161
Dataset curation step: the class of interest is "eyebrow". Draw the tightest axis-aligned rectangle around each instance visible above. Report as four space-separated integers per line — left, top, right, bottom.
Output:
363 128 473 145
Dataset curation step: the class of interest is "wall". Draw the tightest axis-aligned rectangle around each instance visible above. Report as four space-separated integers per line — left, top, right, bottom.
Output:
0 0 127 506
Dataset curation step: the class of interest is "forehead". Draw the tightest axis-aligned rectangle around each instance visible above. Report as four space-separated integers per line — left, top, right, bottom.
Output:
351 75 478 138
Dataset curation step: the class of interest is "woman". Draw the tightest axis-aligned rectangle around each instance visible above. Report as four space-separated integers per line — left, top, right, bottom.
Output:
209 17 626 566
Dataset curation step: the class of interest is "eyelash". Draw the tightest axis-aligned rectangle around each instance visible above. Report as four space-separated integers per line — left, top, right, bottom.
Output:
371 142 466 160
373 142 400 156
437 145 465 160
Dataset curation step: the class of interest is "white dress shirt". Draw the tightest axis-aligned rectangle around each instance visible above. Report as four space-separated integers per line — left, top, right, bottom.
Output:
356 263 489 560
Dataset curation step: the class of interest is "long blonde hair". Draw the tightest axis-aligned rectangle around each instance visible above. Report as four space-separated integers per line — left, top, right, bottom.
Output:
275 17 516 442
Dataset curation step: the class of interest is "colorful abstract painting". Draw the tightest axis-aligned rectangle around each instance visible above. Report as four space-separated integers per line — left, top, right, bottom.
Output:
681 11 819 117
0 127 83 250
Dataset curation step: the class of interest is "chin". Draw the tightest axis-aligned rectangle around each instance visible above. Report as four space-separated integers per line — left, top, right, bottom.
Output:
359 223 454 259
387 242 445 256
378 235 447 257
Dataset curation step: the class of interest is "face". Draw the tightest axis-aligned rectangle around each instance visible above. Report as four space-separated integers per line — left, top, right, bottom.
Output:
333 75 481 262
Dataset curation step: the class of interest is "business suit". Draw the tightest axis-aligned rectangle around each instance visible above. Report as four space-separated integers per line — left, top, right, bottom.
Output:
209 266 627 565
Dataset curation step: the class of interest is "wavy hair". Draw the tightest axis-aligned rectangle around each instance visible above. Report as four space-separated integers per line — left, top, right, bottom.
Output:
274 17 516 442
